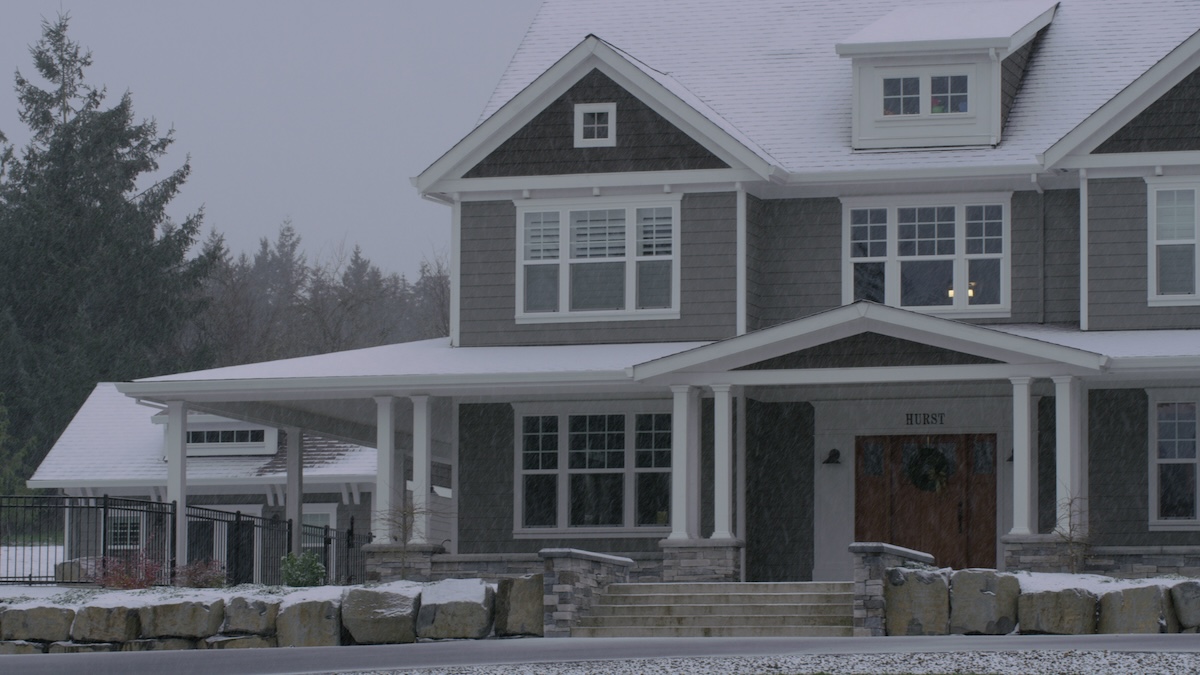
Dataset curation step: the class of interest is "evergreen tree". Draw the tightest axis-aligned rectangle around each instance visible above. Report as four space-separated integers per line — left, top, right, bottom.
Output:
0 16 213 485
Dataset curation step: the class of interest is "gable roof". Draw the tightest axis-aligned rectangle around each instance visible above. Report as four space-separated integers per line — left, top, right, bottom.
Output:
415 34 785 193
470 0 1199 179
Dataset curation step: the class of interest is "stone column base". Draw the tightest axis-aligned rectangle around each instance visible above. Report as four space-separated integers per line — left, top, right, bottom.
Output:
363 542 445 582
659 538 743 582
1001 534 1084 574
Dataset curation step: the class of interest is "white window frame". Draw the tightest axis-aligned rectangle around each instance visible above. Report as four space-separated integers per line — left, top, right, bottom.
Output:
840 193 1012 318
514 195 682 324
1148 389 1200 531
1145 178 1200 306
878 71 974 119
573 102 617 148
106 513 144 551
512 401 672 538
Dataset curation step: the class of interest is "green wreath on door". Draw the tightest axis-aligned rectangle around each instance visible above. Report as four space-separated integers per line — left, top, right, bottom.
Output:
905 446 953 493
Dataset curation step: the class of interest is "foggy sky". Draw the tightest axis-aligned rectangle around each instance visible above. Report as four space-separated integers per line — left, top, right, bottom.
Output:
0 0 543 277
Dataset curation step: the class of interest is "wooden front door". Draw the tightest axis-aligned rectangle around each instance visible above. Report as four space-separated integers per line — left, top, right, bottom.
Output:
855 434 997 569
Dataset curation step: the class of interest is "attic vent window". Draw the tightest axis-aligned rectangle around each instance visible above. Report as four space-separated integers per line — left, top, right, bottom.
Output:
574 103 616 148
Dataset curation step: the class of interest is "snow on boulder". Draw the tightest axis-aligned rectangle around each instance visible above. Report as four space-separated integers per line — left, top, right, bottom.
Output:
1 606 75 642
276 587 344 647
1170 581 1200 629
949 569 1019 635
1018 588 1098 635
883 567 948 636
1098 585 1178 634
0 640 45 654
342 581 422 644
416 578 495 640
494 574 544 637
138 596 225 639
201 634 277 649
222 595 280 636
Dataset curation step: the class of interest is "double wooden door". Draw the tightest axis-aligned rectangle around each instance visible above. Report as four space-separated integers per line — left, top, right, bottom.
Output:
854 434 997 569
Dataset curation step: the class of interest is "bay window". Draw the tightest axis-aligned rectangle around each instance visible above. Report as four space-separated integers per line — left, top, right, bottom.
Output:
516 196 680 322
843 193 1010 316
1147 180 1199 304
515 405 671 535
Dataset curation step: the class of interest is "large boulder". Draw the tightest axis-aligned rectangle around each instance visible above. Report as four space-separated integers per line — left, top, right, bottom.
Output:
1171 581 1200 629
416 578 495 640
139 598 225 639
1018 588 1098 635
883 567 948 636
1 606 75 642
949 569 1019 635
495 574 544 637
71 603 141 642
276 590 343 647
342 582 422 645
1098 585 1179 634
222 596 280 636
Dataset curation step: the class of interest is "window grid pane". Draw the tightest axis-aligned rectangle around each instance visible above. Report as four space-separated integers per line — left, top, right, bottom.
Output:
1157 190 1196 241
850 208 888 258
883 77 919 116
1158 244 1196 296
582 111 609 140
965 204 1003 255
898 206 955 257
522 415 559 470
931 75 968 113
569 414 625 470
635 413 672 469
569 473 623 526
524 212 560 260
571 210 625 258
637 207 673 256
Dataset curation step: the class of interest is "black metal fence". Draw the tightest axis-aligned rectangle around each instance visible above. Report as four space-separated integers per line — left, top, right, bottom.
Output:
0 495 370 586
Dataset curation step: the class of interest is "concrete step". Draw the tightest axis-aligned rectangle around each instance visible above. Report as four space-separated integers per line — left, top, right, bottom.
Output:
603 582 852 595
587 602 851 617
571 625 854 638
576 613 853 628
594 591 853 606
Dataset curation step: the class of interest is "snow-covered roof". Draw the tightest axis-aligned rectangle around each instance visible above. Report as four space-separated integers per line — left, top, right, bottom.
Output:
479 0 1200 175
835 0 1058 55
29 384 376 489
991 324 1200 361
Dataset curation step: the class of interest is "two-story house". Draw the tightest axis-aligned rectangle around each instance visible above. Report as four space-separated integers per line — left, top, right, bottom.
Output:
114 0 1200 583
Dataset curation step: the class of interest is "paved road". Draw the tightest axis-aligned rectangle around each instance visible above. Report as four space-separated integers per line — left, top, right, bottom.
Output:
3 634 1200 675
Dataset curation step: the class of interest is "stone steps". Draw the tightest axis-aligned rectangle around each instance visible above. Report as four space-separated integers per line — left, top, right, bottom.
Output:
572 581 854 638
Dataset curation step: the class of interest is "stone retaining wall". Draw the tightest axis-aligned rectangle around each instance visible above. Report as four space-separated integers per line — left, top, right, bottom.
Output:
848 542 937 637
541 549 634 638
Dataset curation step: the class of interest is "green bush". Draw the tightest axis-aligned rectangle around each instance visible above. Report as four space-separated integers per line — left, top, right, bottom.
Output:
281 551 326 587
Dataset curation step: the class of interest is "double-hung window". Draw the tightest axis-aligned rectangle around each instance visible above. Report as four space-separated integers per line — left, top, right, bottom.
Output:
1147 179 1199 304
842 193 1010 316
516 196 681 322
1150 390 1200 529
514 404 672 536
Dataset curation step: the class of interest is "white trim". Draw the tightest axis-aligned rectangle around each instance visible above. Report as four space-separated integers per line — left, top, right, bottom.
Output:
1145 177 1200 305
1059 151 1200 171
450 197 461 346
439 168 759 196
514 194 682 323
1080 170 1089 331
574 102 617 148
840 192 1013 316
736 187 747 335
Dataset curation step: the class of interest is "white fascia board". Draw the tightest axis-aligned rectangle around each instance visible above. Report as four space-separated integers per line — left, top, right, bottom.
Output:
416 36 780 195
1106 357 1200 372
1042 30 1200 170
836 39 1014 58
653 363 1094 388
1056 151 1200 171
785 163 1044 186
437 168 762 196
28 476 379 491
632 303 1106 380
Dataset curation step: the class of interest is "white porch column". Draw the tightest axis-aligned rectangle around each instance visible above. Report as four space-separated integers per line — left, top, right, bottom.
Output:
1053 376 1086 536
410 395 433 546
711 385 735 540
372 396 402 543
165 400 188 568
1009 377 1037 536
285 427 303 554
669 385 700 540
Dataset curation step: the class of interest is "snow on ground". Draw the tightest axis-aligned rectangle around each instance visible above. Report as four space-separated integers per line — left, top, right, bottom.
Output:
1009 570 1179 594
0 545 64 580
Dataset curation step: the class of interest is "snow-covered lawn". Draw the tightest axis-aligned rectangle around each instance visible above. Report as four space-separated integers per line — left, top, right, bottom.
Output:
0 545 64 581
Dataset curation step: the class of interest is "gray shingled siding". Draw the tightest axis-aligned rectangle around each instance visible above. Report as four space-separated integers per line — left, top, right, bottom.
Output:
744 194 766 330
1094 66 1200 153
1037 397 1057 535
458 193 738 346
456 403 661 555
747 197 842 330
1001 36 1038 131
738 332 999 370
1089 178 1200 329
464 69 727 178
1087 389 1156 546
745 399 814 582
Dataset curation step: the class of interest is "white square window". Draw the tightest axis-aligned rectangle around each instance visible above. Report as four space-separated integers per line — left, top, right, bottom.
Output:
1146 179 1200 305
842 193 1011 317
574 103 617 148
515 195 681 323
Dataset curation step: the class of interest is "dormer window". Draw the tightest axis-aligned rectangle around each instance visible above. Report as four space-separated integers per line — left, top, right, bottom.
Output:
154 412 278 457
836 0 1056 150
574 103 616 148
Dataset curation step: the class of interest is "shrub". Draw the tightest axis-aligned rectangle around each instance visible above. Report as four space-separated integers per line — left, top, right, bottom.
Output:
97 552 164 589
176 559 226 588
281 551 325 587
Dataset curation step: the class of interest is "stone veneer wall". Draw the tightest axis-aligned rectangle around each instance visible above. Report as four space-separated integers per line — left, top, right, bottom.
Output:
848 542 937 637
540 548 634 638
1002 536 1200 578
659 540 743 582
